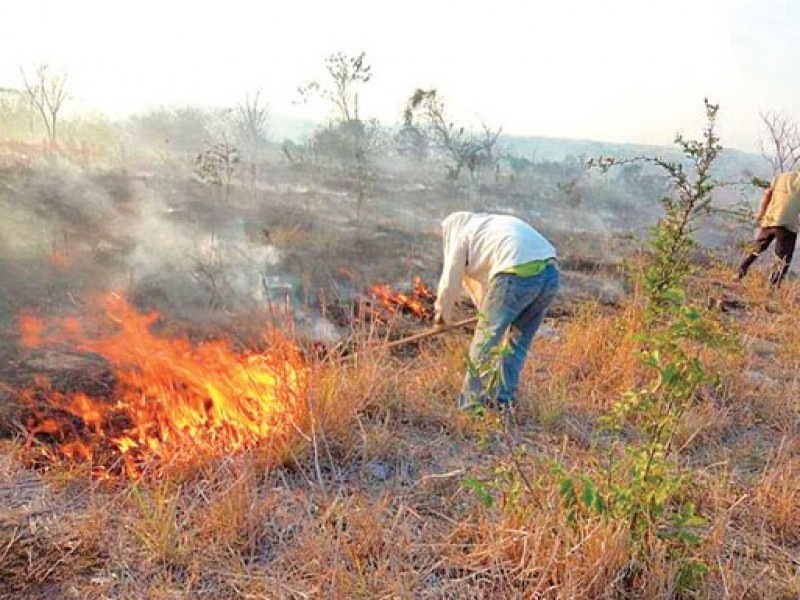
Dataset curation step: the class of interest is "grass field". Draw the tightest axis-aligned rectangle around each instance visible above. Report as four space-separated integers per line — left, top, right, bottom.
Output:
2 142 797 599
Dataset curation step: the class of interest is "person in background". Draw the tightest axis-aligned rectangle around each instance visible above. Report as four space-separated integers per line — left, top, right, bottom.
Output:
434 211 559 412
736 169 800 286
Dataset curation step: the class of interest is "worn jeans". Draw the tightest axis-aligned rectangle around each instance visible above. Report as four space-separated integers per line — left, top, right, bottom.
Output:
458 264 559 410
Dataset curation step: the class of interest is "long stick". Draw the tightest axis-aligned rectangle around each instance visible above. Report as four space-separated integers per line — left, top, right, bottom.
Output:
379 317 477 350
334 317 477 363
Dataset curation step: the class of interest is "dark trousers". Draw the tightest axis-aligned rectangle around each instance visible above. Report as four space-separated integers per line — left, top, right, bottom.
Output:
737 226 798 286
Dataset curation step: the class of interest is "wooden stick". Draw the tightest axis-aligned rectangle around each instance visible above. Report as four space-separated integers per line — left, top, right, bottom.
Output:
379 317 478 350
333 317 477 363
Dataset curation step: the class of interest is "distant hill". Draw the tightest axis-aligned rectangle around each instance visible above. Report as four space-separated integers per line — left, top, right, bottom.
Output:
271 114 772 181
500 133 674 162
499 133 771 180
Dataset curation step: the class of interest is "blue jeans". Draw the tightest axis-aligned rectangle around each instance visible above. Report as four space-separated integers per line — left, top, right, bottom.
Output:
458 264 559 410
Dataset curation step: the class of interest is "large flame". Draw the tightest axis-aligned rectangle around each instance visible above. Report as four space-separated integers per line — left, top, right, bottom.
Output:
18 293 307 477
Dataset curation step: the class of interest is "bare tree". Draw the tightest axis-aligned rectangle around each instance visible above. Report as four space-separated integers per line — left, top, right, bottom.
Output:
234 91 270 201
20 64 69 142
299 51 372 122
759 109 800 176
235 91 269 152
298 51 375 221
403 88 502 181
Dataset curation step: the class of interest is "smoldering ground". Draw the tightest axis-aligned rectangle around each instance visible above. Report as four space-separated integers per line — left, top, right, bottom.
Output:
0 132 765 355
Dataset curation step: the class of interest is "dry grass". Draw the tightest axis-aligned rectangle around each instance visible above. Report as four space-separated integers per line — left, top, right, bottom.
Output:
3 262 800 599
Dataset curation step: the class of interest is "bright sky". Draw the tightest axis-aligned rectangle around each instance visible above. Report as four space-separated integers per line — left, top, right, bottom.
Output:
1 0 798 152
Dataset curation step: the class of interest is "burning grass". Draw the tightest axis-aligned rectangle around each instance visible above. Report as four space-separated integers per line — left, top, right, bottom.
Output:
2 264 800 598
16 293 310 478
10 274 442 479
367 275 437 322
321 275 438 332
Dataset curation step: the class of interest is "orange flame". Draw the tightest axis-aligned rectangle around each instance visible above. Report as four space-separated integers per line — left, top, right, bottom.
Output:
18 293 307 477
367 276 435 321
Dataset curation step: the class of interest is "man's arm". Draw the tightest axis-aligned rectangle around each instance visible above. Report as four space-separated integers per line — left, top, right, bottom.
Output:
755 187 774 223
434 238 467 325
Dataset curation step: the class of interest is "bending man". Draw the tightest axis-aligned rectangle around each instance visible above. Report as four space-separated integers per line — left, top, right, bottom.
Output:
736 168 800 286
434 212 559 411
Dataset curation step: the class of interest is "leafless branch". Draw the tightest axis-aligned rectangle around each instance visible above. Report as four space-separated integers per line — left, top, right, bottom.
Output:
19 64 69 142
759 109 800 175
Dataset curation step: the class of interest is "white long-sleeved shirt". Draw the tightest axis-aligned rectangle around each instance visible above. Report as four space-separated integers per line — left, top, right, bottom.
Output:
434 212 557 323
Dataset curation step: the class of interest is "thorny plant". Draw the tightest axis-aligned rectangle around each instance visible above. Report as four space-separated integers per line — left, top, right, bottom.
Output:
572 99 728 589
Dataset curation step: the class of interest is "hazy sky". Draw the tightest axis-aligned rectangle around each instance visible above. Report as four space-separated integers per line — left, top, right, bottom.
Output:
1 0 798 152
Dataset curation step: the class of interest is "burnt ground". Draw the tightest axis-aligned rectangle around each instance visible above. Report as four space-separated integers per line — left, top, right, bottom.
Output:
0 148 754 443
0 153 643 460
0 150 649 336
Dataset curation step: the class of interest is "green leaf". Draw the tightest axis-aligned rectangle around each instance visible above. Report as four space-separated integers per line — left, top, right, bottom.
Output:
463 476 494 507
